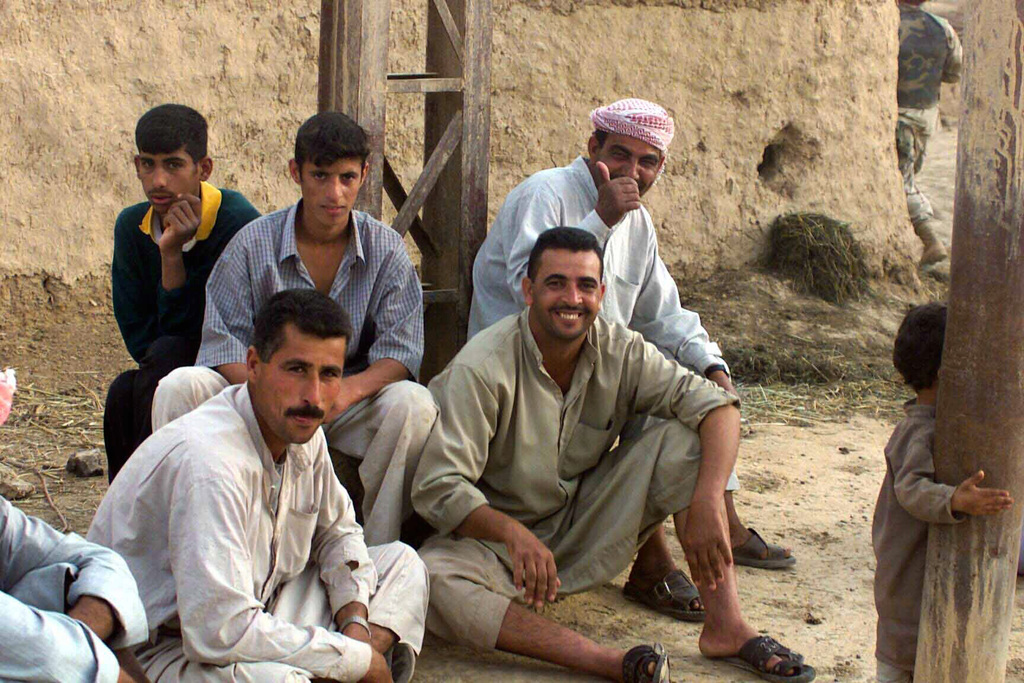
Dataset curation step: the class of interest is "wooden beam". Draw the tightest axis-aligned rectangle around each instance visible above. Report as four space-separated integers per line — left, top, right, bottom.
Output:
458 0 492 345
914 1 1024 680
316 0 389 217
422 288 459 304
420 0 492 381
392 112 464 238
381 157 439 257
317 0 338 112
431 0 465 65
387 77 463 94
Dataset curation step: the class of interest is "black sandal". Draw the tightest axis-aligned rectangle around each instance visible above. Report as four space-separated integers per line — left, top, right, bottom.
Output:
623 643 670 682
715 636 815 682
623 569 705 622
732 528 796 569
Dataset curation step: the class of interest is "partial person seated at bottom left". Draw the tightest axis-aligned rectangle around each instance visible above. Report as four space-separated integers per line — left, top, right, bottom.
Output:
0 495 150 683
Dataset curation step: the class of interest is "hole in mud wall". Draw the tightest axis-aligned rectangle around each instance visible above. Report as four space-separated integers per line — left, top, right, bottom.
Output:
758 142 783 182
756 123 819 198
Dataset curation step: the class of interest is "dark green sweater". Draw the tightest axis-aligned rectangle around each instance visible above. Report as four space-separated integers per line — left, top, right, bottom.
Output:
112 188 260 362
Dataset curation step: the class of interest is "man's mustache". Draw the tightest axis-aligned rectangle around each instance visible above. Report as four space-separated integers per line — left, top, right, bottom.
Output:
285 405 325 420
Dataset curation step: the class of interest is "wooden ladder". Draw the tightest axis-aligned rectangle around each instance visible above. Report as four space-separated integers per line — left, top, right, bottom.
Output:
317 0 493 380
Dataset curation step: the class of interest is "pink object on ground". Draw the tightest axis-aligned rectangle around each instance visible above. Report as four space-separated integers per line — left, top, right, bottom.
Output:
0 368 16 427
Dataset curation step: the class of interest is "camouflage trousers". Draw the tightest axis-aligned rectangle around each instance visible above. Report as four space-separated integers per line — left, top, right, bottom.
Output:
896 106 940 227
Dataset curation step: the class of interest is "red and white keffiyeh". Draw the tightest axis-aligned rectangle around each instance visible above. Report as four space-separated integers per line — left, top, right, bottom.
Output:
589 98 675 153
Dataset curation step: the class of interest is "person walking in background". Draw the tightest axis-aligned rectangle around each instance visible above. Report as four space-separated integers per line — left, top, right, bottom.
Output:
896 0 962 266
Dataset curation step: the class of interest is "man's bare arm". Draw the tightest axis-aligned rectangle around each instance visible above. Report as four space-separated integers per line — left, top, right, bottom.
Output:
705 369 736 396
682 404 741 591
334 600 371 643
158 194 202 291
67 595 118 641
457 506 560 609
215 362 248 385
68 597 153 683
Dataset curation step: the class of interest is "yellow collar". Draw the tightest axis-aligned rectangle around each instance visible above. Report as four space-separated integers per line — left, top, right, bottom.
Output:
138 181 223 241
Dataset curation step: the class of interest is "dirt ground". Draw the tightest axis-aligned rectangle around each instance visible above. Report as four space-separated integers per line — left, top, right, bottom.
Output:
6 10 1024 677
6 246 1024 683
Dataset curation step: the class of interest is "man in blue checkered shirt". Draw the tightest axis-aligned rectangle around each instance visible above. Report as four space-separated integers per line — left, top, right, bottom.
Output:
151 112 437 546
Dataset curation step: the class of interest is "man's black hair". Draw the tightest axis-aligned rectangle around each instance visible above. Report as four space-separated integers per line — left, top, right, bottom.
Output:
253 289 353 362
294 112 370 168
893 302 947 391
526 227 605 281
135 104 208 162
593 130 609 146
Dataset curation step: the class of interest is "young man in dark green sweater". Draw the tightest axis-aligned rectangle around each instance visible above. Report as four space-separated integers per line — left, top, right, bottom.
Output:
105 104 260 481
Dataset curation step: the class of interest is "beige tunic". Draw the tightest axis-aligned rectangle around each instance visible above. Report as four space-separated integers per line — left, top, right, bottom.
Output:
872 402 963 672
412 310 737 593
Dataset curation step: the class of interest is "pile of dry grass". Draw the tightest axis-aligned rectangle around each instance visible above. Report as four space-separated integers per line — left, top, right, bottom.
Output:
765 213 869 304
738 378 906 428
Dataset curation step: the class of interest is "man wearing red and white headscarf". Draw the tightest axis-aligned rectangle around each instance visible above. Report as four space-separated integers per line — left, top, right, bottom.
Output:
468 98 795 622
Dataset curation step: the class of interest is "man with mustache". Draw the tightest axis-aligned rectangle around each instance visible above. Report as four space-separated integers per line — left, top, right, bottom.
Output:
105 104 260 482
414 228 814 682
152 112 436 546
90 289 428 683
468 99 793 624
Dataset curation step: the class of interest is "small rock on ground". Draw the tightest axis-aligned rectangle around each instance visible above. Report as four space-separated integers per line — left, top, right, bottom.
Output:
0 463 35 499
66 449 105 478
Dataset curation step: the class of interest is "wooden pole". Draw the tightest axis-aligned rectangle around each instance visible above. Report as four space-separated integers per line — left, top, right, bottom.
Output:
420 0 492 381
316 0 388 217
914 1 1024 680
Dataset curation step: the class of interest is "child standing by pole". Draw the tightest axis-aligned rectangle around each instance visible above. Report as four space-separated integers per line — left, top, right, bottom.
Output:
873 303 1014 682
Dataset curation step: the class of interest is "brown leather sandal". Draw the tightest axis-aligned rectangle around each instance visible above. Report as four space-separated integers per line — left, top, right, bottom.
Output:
623 569 705 622
714 636 814 682
623 643 670 682
732 528 796 569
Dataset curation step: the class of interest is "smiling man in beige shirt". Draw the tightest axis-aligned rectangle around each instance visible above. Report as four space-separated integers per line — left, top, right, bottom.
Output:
413 228 815 682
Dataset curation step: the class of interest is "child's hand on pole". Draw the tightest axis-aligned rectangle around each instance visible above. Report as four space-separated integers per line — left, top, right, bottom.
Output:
952 470 1014 516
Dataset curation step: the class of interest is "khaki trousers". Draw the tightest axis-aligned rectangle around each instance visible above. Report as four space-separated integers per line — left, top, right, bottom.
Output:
138 542 429 682
897 106 940 227
420 419 704 649
152 367 438 546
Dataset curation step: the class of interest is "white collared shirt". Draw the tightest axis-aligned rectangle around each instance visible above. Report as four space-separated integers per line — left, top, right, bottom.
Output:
89 384 375 681
469 156 726 375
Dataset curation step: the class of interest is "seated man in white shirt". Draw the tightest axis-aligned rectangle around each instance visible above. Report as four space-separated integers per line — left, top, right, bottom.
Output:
468 98 794 623
0 496 149 683
89 289 428 683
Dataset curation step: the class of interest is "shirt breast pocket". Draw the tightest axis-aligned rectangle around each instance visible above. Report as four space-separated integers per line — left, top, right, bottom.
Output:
560 421 616 480
600 272 640 326
275 507 319 579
